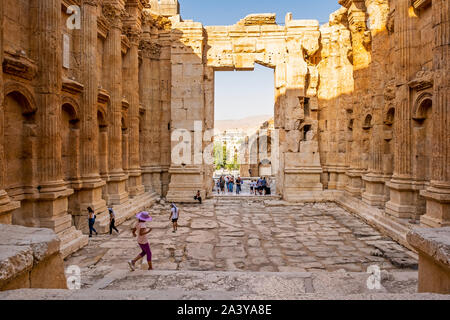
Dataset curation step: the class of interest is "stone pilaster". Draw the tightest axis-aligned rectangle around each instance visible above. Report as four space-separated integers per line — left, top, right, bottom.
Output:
166 20 206 202
0 0 20 224
420 0 450 227
123 1 145 197
76 0 107 222
385 0 420 219
103 1 129 205
32 0 73 233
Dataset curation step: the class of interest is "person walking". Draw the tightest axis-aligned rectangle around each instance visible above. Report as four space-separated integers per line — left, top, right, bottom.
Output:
220 176 225 194
169 203 179 233
109 207 119 235
87 207 98 238
128 211 153 271
236 176 242 194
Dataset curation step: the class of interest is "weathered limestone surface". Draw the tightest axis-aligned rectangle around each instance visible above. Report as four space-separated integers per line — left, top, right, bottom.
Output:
407 227 450 293
0 224 67 290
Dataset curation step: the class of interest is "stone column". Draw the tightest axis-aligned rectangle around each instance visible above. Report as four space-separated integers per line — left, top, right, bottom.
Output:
32 0 74 234
166 20 206 202
139 33 163 194
123 2 145 197
340 0 371 198
77 0 107 221
362 0 391 207
385 0 419 219
159 29 172 197
420 0 450 227
103 1 129 205
0 0 20 224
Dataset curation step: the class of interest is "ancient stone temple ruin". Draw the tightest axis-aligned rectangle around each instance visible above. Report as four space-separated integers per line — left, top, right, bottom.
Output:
0 0 449 296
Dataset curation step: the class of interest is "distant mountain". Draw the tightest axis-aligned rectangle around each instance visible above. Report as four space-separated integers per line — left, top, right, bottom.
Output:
215 114 273 134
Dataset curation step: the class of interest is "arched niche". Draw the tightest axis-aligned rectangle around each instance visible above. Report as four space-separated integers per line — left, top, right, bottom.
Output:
412 93 433 183
61 101 80 183
97 108 109 178
3 88 37 198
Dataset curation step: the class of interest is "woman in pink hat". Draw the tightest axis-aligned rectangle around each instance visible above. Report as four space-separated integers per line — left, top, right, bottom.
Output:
128 211 153 271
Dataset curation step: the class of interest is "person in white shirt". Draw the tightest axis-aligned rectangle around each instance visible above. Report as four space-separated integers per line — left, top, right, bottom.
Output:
169 203 179 233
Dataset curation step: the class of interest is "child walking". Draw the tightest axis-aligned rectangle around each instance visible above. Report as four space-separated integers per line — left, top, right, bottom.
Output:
128 211 153 271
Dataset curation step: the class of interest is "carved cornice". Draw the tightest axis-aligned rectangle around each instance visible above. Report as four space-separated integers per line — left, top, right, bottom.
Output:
97 88 110 104
142 10 172 30
62 78 84 95
409 70 434 91
2 51 37 81
97 15 109 39
139 39 161 58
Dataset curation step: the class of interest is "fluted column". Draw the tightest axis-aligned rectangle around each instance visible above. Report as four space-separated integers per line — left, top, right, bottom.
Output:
0 0 20 224
139 35 163 194
75 0 108 219
103 1 129 204
420 0 450 227
340 0 371 198
33 0 73 232
123 1 145 197
362 0 391 207
385 0 419 219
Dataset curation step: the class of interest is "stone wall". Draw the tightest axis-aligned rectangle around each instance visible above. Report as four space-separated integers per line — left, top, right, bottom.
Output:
317 0 449 228
0 224 67 290
0 0 175 257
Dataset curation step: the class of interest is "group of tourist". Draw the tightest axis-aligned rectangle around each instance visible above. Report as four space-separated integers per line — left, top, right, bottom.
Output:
216 175 243 194
250 177 271 195
215 176 271 195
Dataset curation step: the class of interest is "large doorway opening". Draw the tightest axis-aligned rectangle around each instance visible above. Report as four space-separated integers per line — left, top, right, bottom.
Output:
213 63 277 196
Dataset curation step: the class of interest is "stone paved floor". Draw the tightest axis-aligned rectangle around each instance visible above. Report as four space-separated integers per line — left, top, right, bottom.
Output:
65 199 417 289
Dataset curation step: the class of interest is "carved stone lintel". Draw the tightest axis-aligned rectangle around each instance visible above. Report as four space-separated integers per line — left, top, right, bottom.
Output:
2 51 37 81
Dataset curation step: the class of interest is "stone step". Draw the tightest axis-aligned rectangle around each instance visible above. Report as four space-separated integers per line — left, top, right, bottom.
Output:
58 227 88 259
0 270 448 300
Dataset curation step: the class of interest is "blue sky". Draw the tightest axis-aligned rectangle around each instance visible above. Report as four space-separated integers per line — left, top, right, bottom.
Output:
177 0 342 120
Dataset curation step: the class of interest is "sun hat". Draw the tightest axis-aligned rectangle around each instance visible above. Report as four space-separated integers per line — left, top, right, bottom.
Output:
136 211 152 222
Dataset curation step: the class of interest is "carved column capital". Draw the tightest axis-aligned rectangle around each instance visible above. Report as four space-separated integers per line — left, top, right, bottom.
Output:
139 39 161 58
124 25 142 45
102 3 127 29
